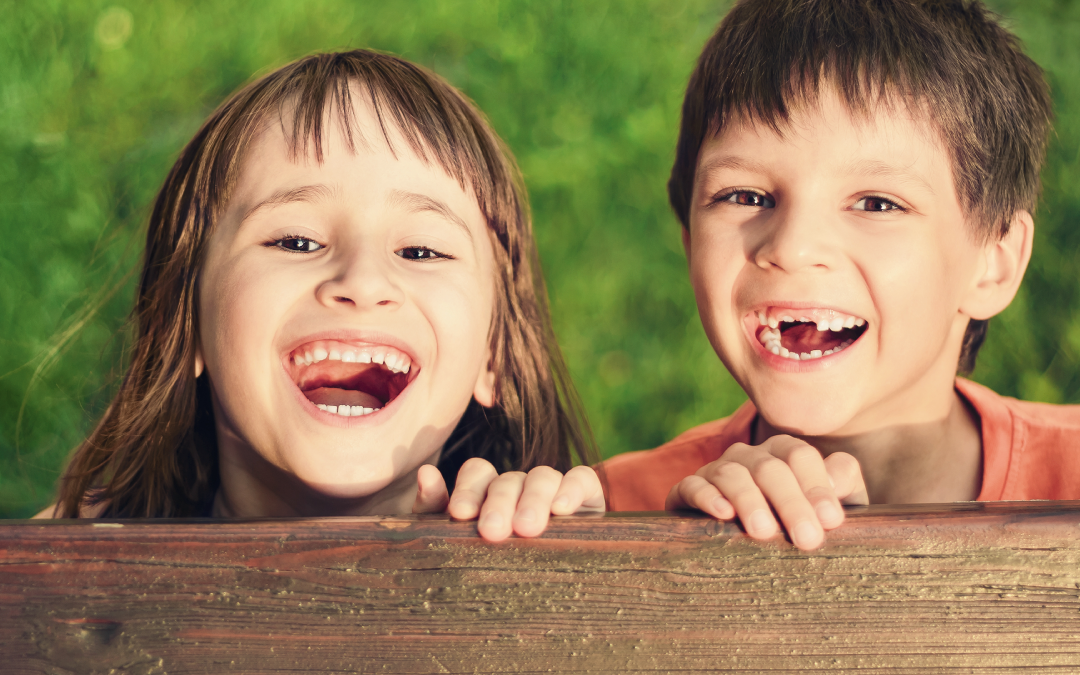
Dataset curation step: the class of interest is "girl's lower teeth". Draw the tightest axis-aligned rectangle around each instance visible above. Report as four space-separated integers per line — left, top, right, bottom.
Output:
315 404 382 417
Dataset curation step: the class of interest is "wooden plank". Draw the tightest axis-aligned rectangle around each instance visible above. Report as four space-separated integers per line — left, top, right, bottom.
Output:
3 502 1080 674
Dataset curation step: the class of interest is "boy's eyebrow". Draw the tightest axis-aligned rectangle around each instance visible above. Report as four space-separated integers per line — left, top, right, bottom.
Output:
386 189 472 238
241 184 338 223
699 156 936 195
697 155 772 180
843 159 936 195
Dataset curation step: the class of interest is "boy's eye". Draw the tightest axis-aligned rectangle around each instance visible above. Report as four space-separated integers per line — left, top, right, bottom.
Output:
273 236 324 252
396 246 451 261
717 190 775 208
853 196 904 213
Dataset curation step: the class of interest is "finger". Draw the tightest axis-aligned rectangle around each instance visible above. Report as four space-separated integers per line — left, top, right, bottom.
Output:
665 475 735 520
477 471 527 542
551 466 606 515
697 460 779 541
768 439 844 531
412 464 450 514
447 457 499 521
824 452 869 505
741 451 823 550
511 467 563 538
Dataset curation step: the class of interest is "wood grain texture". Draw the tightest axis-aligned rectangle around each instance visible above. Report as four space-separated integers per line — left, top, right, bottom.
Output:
3 502 1080 674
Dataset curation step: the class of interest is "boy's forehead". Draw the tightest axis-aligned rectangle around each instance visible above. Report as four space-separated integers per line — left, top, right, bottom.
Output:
704 85 950 180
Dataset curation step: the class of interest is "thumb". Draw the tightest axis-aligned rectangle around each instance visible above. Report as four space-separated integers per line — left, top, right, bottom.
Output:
412 464 450 514
823 452 869 505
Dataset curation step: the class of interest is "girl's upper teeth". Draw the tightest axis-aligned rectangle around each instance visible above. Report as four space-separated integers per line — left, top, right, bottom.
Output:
289 341 413 374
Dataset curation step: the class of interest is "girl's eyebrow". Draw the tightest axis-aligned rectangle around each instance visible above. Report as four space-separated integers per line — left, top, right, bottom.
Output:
386 189 472 239
241 184 339 224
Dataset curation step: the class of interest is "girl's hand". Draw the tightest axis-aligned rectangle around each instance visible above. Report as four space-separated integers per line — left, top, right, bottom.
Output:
412 459 605 541
664 435 868 551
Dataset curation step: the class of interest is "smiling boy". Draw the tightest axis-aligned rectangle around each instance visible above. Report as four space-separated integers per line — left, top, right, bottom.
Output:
603 0 1080 549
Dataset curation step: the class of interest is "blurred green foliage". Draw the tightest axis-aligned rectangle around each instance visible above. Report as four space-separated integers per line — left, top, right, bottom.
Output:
2 1 1080 517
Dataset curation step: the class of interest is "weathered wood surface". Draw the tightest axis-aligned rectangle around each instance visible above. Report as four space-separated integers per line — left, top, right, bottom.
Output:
3 503 1080 674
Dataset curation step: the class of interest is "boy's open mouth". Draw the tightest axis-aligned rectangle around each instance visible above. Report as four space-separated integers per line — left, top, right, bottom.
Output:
286 341 418 417
754 307 868 361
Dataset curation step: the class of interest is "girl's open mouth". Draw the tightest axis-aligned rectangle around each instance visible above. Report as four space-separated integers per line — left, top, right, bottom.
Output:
753 307 868 361
285 340 419 417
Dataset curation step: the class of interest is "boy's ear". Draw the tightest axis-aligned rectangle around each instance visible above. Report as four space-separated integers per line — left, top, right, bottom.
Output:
472 353 497 408
960 210 1034 321
681 225 692 260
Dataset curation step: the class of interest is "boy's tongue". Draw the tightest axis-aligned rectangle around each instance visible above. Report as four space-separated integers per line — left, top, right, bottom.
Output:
782 322 845 353
303 387 382 409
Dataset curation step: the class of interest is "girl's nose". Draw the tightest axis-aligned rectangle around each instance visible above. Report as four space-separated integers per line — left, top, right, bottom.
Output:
751 204 838 273
315 246 405 310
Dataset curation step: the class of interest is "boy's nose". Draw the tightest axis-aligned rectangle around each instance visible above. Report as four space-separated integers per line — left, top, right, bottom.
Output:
751 205 838 273
315 246 405 310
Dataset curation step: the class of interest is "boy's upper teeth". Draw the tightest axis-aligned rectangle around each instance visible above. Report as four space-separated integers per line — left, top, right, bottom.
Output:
288 341 413 374
756 308 865 332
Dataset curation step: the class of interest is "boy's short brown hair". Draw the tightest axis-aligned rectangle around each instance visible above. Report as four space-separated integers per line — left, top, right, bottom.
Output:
668 0 1053 373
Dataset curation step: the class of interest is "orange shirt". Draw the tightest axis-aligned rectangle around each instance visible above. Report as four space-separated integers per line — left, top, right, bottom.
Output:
602 378 1080 511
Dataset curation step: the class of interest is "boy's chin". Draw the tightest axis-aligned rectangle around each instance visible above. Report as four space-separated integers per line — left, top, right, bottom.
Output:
751 389 860 438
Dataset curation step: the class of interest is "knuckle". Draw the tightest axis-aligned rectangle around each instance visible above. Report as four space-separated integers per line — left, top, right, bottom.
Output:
489 471 526 493
786 445 821 468
825 452 861 480
460 457 496 476
708 461 750 484
750 456 789 481
527 465 561 481
566 465 597 480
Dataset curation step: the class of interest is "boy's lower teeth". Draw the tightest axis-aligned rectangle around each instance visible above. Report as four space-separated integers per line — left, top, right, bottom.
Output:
757 319 861 361
315 404 382 417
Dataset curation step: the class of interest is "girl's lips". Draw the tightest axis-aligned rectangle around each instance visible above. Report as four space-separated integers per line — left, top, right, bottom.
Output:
280 332 422 426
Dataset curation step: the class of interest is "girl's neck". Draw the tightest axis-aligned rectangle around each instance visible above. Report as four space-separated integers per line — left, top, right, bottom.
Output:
212 437 437 518
753 389 984 504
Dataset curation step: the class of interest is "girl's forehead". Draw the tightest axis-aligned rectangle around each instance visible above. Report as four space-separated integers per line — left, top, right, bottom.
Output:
231 94 476 209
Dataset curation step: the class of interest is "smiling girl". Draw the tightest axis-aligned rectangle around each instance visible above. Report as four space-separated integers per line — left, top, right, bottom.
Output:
42 50 603 540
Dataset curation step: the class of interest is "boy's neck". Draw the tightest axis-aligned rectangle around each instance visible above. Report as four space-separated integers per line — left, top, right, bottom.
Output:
753 389 984 504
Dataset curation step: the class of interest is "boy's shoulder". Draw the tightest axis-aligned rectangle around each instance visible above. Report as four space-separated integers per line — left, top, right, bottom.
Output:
960 378 1080 501
602 379 1080 511
601 402 757 511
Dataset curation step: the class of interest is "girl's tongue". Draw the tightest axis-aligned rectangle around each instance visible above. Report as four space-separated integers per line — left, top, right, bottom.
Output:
293 360 408 410
303 385 383 410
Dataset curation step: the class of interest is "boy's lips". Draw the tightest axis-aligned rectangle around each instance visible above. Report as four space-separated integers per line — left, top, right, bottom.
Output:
283 339 420 421
747 306 868 362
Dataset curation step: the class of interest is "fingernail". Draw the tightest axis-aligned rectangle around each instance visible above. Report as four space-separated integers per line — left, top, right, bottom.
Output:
815 501 841 526
516 508 536 523
793 521 819 550
711 497 728 517
553 496 570 510
479 512 502 531
748 509 773 537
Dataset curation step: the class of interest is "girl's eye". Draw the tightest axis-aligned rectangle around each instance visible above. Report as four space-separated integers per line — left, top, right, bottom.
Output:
853 196 904 213
272 236 324 252
396 246 451 261
717 190 775 208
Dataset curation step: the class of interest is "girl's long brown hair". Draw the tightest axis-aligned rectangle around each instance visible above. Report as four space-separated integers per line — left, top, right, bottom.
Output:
56 50 595 518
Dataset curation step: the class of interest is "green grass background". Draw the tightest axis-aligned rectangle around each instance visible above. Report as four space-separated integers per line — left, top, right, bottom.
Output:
3 0 1079 517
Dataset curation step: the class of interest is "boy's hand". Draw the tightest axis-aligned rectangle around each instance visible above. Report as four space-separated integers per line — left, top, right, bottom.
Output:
665 435 868 550
412 459 605 541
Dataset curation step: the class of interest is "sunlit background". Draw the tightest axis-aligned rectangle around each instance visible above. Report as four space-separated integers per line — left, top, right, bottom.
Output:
3 0 1079 517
